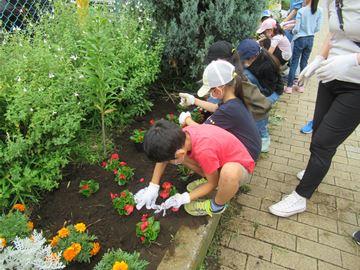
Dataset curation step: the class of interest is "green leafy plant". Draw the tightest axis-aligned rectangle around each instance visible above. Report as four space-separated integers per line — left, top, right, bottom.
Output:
239 184 251 194
94 248 148 270
177 165 194 182
79 180 99 197
50 223 99 264
0 207 33 246
101 153 121 171
191 108 205 123
136 215 160 245
129 129 146 143
114 165 135 186
165 112 178 124
111 190 135 216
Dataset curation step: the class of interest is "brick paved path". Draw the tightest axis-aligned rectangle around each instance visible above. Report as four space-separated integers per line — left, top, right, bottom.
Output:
215 11 360 270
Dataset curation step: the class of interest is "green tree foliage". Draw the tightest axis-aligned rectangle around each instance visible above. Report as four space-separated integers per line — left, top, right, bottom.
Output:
131 0 266 80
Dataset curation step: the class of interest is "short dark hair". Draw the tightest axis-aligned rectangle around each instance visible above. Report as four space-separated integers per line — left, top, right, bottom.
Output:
143 119 186 162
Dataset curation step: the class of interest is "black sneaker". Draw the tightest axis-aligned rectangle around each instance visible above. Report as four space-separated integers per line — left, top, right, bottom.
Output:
353 230 360 245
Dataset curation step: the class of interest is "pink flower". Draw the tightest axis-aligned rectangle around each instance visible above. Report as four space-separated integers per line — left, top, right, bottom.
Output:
140 221 148 232
119 174 126 180
124 204 134 215
111 153 119 160
110 192 118 200
159 190 170 199
139 178 145 183
141 214 148 222
101 161 107 167
119 161 127 166
113 169 118 175
171 207 179 212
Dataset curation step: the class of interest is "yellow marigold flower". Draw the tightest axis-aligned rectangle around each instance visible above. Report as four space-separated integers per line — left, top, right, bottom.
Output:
27 221 34 230
50 236 60 247
57 227 70 238
74 222 86 233
90 242 100 256
63 243 82 262
112 261 128 270
12 203 26 212
0 238 6 248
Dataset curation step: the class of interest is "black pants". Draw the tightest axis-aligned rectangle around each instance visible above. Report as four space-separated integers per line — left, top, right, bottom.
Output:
296 80 360 199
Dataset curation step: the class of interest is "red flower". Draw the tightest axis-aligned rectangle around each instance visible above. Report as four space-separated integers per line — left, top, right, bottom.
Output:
171 207 179 212
159 190 170 199
110 192 118 200
169 113 174 120
141 214 148 222
80 184 89 190
140 236 145 242
111 153 119 160
124 204 134 215
140 221 148 232
149 119 155 125
120 191 127 198
119 161 127 166
101 161 107 167
162 181 172 190
113 169 118 175
139 178 145 183
119 174 126 180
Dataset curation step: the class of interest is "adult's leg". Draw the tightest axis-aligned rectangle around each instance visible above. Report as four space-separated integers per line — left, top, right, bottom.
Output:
287 38 303 87
214 162 248 205
299 36 314 72
296 81 360 198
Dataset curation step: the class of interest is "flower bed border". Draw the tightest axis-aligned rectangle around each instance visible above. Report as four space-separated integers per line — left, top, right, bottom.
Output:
157 214 221 270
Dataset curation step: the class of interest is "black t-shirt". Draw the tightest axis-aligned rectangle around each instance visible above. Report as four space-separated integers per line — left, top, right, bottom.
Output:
204 98 261 161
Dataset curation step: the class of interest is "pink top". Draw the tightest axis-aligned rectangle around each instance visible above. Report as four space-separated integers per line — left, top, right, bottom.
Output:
183 124 255 175
271 34 292 60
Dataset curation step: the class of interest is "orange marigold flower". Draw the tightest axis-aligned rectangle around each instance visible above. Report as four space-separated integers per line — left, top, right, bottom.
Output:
0 238 6 248
74 222 86 233
112 261 128 270
63 243 82 262
27 221 34 230
90 242 100 256
50 236 60 247
57 227 70 238
12 203 25 212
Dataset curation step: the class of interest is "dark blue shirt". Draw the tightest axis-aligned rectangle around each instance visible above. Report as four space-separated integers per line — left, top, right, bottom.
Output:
204 98 261 161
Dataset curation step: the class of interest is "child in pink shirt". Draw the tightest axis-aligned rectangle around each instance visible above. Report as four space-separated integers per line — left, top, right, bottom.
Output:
135 120 254 217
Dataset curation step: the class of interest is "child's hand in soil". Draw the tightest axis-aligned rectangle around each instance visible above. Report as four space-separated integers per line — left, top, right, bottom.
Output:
163 192 190 210
134 183 160 210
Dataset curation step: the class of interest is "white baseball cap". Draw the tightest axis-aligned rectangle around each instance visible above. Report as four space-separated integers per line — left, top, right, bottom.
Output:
197 60 235 97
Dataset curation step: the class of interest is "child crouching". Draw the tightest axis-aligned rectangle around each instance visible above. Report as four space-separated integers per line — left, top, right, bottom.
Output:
135 120 254 216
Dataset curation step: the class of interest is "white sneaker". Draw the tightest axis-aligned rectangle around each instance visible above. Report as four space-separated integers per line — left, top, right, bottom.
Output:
297 170 305 180
261 137 270 153
269 191 306 217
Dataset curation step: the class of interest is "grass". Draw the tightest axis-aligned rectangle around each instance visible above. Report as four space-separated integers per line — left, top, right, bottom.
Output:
239 184 251 194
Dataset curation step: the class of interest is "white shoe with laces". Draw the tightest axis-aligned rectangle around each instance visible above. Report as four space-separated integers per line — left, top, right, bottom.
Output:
297 170 305 180
269 191 306 217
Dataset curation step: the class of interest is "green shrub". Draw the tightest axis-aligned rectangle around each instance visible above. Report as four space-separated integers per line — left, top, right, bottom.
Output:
0 1 162 210
0 210 31 245
129 0 266 80
94 249 148 270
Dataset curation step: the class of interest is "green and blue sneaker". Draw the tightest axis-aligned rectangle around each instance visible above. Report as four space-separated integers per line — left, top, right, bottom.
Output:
184 199 226 217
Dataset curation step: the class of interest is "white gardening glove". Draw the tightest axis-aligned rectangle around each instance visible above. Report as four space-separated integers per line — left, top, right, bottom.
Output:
163 192 191 210
134 182 160 210
179 111 191 126
179 93 195 107
316 53 359 83
298 55 325 84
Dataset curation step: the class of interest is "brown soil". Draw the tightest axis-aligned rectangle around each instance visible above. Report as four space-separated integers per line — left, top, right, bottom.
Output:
31 101 207 270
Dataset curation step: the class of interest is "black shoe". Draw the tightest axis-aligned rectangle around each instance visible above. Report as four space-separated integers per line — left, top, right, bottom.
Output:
353 230 360 245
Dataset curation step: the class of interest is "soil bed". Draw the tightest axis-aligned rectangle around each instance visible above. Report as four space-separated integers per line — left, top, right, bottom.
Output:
31 101 207 270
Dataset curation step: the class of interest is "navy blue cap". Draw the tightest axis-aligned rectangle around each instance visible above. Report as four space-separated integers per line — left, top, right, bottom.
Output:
237 39 261 61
